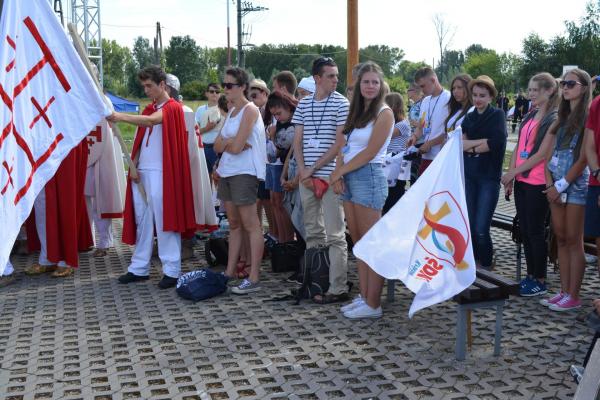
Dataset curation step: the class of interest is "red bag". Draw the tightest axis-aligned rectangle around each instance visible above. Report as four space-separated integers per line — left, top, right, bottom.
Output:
312 178 329 200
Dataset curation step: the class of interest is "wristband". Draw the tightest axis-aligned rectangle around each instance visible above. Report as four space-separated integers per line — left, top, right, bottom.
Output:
554 178 569 193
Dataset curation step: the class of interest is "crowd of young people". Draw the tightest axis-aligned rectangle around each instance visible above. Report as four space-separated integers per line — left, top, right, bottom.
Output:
3 59 600 323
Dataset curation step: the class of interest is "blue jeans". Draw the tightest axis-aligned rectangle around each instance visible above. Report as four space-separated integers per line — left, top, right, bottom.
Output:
465 176 499 267
203 145 217 175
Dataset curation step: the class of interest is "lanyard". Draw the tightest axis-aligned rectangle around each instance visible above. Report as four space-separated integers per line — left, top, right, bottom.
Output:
424 93 442 140
521 118 538 151
310 93 332 139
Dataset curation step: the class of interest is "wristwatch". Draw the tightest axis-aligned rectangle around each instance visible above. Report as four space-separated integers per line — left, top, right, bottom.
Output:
593 168 600 179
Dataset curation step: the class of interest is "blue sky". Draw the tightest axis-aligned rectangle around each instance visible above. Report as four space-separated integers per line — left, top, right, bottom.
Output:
98 0 592 63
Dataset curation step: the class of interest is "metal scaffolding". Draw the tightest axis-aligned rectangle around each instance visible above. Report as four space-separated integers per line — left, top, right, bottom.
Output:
70 0 103 85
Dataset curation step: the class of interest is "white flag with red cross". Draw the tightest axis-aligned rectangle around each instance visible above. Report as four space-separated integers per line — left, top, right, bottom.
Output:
0 0 110 273
353 130 476 317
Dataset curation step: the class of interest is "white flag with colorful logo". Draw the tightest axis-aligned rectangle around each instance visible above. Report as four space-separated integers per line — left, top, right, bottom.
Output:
353 130 476 317
0 0 110 273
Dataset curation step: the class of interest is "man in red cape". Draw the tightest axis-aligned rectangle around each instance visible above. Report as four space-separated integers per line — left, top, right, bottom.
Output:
108 65 196 289
24 140 93 277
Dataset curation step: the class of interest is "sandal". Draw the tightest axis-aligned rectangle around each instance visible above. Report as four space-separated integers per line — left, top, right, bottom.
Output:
92 248 108 258
51 267 75 278
24 264 57 275
312 292 350 304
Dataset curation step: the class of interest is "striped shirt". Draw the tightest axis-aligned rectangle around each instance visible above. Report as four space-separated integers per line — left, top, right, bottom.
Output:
387 119 411 154
292 91 349 177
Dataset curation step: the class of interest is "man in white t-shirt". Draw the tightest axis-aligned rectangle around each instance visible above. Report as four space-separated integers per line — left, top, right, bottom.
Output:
292 57 350 304
407 67 450 176
195 83 222 174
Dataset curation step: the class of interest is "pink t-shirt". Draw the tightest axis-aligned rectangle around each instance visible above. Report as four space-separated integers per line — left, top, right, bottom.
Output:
515 118 546 185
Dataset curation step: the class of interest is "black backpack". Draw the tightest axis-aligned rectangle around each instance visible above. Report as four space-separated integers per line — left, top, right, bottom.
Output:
294 246 330 303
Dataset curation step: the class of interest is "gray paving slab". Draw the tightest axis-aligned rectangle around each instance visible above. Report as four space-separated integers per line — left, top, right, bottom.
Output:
1 213 598 399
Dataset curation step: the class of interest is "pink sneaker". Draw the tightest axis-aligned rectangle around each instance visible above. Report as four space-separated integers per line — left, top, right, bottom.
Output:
549 295 582 311
540 292 565 307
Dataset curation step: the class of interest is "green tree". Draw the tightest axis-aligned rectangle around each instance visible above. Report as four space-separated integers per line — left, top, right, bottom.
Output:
359 45 405 76
519 33 550 87
397 60 429 84
101 39 133 96
128 36 154 97
165 35 204 86
463 50 501 85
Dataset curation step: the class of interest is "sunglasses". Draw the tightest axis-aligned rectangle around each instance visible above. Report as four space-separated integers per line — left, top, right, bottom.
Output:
560 80 586 89
221 82 240 90
207 89 220 94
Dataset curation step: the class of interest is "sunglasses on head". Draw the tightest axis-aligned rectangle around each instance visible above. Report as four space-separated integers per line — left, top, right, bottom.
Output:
313 56 335 73
560 80 586 89
221 82 240 90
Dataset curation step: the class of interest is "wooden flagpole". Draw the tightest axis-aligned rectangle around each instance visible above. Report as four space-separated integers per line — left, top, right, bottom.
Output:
67 22 146 202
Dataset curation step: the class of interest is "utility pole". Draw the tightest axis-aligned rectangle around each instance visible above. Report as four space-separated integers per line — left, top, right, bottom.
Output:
347 0 358 86
236 1 268 69
227 0 232 66
154 22 163 66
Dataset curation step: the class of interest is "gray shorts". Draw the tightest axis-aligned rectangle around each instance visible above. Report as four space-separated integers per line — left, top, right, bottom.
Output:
217 174 259 206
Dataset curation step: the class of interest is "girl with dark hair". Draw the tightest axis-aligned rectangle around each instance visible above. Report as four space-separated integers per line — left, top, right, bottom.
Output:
445 74 473 132
330 61 394 319
263 91 298 243
214 67 267 294
502 72 560 297
540 68 592 311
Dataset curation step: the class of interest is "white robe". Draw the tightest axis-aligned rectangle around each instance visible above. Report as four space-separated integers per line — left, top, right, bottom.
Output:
183 109 218 230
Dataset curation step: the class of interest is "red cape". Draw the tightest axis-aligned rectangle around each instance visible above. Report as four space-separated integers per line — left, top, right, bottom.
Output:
26 140 93 267
122 98 197 245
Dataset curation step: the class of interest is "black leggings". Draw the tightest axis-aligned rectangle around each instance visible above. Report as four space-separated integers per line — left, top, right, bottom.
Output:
514 180 549 279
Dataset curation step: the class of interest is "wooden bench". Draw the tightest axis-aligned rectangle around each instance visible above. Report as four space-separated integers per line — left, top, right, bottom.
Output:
574 340 600 400
452 269 519 360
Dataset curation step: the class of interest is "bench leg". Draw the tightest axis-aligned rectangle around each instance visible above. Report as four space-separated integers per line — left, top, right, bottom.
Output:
455 304 467 361
387 279 395 303
494 304 503 356
516 243 522 282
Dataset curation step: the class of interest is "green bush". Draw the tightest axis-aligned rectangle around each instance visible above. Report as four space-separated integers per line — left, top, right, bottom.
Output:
181 80 206 101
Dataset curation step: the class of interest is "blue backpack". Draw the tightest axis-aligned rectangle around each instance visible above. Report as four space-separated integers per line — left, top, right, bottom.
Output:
176 269 228 302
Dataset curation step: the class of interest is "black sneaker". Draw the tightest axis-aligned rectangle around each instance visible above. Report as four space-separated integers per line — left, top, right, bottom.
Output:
158 275 178 289
118 272 149 284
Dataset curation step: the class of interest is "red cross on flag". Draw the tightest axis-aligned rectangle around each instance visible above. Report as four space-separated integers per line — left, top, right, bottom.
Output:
0 0 110 273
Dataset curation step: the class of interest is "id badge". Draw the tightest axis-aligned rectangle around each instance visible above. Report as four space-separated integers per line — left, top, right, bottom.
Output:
307 138 320 148
342 145 350 154
550 156 559 168
520 151 529 159
423 127 432 135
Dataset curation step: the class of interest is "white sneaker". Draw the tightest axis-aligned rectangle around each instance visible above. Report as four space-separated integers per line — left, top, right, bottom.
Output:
340 295 364 313
343 302 382 319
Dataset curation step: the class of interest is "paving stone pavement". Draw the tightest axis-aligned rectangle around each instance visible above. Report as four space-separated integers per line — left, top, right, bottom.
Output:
1 211 599 399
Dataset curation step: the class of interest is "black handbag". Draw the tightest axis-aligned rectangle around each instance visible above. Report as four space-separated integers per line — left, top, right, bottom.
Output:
270 240 305 273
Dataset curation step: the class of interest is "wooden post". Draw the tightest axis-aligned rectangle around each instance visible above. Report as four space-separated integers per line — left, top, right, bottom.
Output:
347 0 358 86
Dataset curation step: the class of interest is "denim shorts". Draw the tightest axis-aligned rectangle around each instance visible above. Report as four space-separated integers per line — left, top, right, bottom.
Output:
549 151 589 206
585 185 600 237
265 164 284 192
341 163 388 210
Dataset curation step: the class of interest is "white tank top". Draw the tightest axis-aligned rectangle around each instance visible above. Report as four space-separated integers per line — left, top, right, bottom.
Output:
343 106 392 164
217 103 267 179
